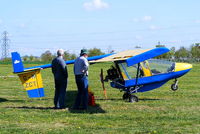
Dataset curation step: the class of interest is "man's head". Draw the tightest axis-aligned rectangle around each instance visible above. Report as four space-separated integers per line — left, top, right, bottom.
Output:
57 49 64 57
80 49 88 58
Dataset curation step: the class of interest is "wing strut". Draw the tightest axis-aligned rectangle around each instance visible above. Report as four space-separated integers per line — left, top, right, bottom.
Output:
134 63 140 92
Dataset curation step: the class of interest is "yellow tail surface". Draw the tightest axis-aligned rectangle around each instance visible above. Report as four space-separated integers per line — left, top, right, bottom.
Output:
17 69 45 98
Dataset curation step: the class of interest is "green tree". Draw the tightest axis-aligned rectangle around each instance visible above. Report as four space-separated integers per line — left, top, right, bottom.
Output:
168 47 176 59
63 51 71 61
63 51 77 60
41 50 53 62
29 55 35 61
88 48 105 57
155 45 170 59
23 55 29 62
155 44 165 48
1 58 11 63
190 43 200 59
174 46 189 59
70 54 77 60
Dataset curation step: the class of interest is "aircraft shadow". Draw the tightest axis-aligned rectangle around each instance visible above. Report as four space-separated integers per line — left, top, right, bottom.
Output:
0 98 8 103
66 91 106 114
0 98 26 103
6 106 54 110
96 98 161 101
96 98 122 101
5 91 106 114
139 98 162 101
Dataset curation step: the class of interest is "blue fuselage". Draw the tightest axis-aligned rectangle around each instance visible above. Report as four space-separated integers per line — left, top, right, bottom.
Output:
110 67 191 93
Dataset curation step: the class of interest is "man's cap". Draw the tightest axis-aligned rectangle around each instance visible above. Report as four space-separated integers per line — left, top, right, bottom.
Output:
80 49 88 55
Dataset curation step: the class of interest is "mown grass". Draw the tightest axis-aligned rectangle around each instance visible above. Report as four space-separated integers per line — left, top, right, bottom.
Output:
0 63 200 134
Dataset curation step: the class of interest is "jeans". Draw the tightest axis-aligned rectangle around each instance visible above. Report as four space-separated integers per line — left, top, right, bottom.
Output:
54 79 67 108
74 75 88 109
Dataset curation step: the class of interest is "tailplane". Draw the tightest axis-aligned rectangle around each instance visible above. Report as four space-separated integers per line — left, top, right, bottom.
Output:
17 69 45 98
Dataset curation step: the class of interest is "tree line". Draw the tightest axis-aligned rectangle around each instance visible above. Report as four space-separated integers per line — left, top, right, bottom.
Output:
155 43 200 62
22 48 105 63
20 44 200 63
0 45 200 63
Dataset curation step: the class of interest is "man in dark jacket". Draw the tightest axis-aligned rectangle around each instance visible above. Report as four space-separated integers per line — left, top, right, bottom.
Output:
52 49 68 109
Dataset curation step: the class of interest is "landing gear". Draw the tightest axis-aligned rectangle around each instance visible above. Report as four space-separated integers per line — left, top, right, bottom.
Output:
129 95 139 103
123 93 139 103
122 93 129 100
171 79 178 91
171 84 178 91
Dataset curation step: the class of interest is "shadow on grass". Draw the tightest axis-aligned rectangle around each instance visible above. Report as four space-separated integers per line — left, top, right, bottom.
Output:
0 98 8 103
0 98 26 103
66 91 106 114
139 98 162 101
5 90 106 114
6 106 54 110
68 104 106 114
96 98 122 101
6 105 106 114
96 97 161 101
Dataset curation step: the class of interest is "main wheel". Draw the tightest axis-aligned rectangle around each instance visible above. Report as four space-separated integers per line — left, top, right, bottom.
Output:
129 95 139 103
122 93 129 100
171 84 178 91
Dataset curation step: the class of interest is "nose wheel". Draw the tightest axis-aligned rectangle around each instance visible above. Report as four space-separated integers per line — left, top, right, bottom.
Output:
123 93 139 103
171 79 178 91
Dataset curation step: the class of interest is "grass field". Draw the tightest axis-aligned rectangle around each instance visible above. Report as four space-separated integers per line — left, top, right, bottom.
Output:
0 63 200 134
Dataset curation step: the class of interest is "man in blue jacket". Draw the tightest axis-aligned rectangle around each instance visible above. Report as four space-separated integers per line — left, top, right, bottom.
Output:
73 49 89 110
52 49 68 109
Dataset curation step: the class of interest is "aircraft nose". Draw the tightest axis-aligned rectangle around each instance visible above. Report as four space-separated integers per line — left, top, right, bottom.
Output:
175 63 193 72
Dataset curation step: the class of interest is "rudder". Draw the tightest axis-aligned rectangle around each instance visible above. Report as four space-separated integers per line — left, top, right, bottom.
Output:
11 52 24 73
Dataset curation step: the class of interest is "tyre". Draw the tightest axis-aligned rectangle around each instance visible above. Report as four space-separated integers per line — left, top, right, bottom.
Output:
171 84 178 91
122 93 129 100
129 95 139 103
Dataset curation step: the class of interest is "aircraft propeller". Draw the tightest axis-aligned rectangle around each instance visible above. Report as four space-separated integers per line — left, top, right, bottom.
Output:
100 69 107 99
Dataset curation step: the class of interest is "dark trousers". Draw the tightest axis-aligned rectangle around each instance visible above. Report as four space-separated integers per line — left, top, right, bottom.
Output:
74 75 88 109
54 79 67 108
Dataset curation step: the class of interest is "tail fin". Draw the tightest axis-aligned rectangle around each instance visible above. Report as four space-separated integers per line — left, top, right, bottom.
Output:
11 52 45 98
11 52 24 73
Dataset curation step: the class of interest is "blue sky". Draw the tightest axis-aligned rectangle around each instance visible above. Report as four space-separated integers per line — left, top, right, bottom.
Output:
1 0 200 56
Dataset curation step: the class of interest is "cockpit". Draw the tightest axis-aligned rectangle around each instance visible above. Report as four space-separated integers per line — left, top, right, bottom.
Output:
106 59 175 81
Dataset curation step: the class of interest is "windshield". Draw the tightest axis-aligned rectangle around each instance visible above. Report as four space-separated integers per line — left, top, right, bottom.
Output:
148 59 175 75
118 62 140 80
117 59 175 80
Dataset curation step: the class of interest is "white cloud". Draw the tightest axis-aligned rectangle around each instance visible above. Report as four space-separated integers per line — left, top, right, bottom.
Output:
149 25 160 30
83 0 109 11
18 23 26 28
142 16 152 21
135 35 143 40
195 20 200 23
0 19 3 24
133 16 153 22
133 18 139 22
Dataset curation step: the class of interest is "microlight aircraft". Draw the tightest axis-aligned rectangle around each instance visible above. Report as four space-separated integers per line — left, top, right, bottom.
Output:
11 47 192 102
